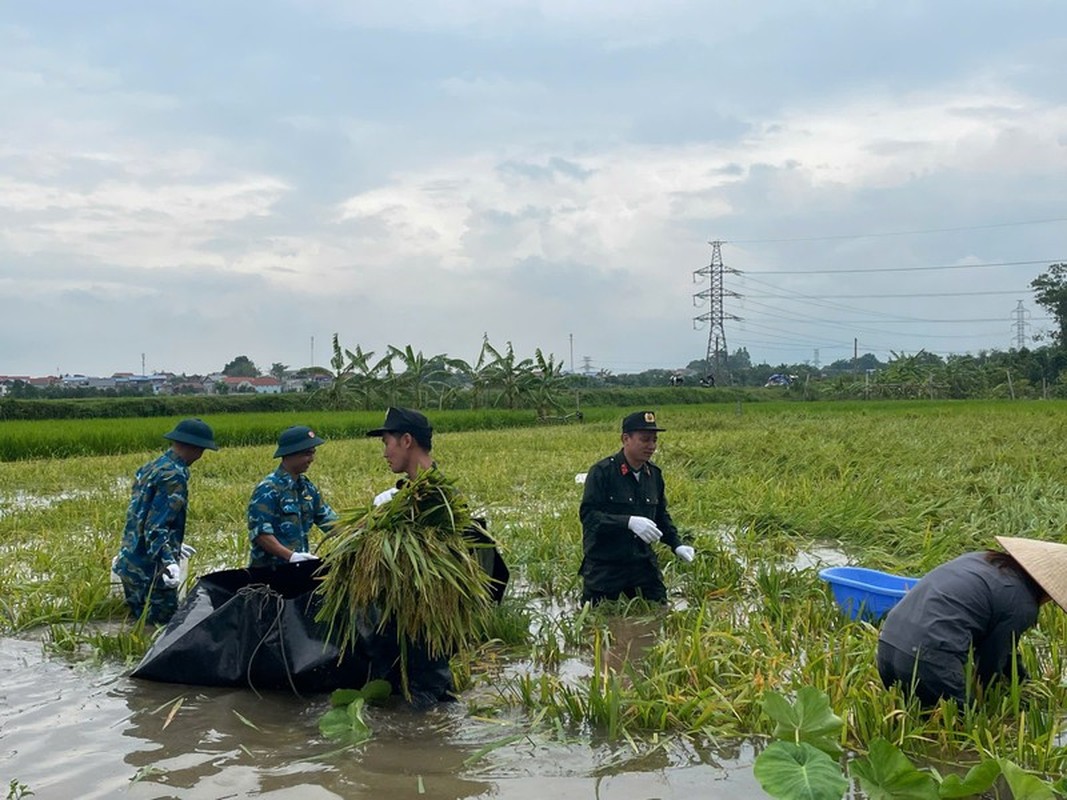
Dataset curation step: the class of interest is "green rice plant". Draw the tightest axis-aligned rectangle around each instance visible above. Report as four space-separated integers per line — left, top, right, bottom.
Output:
6 400 1067 779
315 468 495 697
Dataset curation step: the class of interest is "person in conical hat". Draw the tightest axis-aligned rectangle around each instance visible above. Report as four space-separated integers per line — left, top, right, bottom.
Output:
876 537 1066 707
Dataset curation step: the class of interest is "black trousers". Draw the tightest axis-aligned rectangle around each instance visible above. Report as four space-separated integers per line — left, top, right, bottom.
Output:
876 640 966 707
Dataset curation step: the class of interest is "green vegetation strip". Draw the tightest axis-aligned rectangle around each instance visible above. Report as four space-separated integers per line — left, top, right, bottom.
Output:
2 400 1067 782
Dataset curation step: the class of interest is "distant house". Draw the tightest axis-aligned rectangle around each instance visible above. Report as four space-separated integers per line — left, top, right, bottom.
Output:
114 373 172 394
218 376 283 394
0 375 32 396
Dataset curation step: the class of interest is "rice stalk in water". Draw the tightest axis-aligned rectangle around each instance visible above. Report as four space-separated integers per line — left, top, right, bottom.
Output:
315 468 494 694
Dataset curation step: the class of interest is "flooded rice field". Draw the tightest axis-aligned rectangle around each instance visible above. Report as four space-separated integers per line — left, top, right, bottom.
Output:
1 636 763 799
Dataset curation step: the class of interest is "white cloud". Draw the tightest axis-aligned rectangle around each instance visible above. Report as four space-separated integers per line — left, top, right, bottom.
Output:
331 85 1066 285
1 2 1065 375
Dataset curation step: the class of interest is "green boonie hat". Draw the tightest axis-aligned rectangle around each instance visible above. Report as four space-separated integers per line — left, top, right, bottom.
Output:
622 410 666 433
163 418 219 450
274 425 326 457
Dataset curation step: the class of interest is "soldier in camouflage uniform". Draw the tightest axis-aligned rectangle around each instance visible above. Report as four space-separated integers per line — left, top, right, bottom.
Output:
113 418 218 625
247 425 338 567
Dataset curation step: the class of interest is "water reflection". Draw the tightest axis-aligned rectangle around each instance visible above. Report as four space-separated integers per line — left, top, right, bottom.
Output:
1 636 763 800
118 682 492 799
603 611 663 675
0 488 97 519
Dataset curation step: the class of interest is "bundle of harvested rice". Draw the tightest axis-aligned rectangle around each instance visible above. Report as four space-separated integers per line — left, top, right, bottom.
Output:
315 468 495 695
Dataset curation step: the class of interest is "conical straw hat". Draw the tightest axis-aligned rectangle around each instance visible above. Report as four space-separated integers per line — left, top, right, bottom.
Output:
995 536 1067 613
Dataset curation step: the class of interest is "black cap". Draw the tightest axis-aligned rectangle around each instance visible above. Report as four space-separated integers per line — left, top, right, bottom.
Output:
163 418 219 450
366 407 433 438
274 425 326 457
622 410 666 433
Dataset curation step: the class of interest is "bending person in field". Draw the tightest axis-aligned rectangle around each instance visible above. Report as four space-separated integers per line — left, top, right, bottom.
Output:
367 406 436 504
877 536 1067 707
247 425 338 567
579 410 695 605
113 418 218 625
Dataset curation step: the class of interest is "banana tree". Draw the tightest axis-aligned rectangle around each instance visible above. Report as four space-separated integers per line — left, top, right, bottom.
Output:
386 345 450 408
315 334 356 410
446 334 494 409
483 340 535 409
529 348 567 417
347 345 393 411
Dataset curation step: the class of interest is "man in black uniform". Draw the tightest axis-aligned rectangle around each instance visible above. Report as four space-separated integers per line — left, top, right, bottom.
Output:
579 410 695 604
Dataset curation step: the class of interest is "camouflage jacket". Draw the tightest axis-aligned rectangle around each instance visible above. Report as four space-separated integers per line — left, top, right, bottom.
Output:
247 466 337 567
114 450 190 580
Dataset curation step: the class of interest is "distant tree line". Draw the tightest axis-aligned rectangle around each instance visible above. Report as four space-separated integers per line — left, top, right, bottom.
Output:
6 265 1067 415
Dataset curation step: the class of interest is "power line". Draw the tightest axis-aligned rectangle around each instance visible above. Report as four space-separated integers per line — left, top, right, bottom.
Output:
727 217 1067 245
744 289 1023 299
742 258 1060 276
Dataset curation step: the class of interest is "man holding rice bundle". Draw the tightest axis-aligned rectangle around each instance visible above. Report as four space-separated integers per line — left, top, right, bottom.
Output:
579 410 695 605
367 406 437 501
113 418 218 625
247 425 338 567
315 407 497 705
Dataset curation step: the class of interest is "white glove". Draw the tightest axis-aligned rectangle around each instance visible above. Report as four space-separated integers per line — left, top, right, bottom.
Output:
627 516 662 544
289 551 318 563
160 563 181 588
179 542 196 559
373 487 399 507
674 545 696 562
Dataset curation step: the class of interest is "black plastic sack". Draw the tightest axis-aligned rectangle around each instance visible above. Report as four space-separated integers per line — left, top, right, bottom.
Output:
130 561 377 693
132 529 510 699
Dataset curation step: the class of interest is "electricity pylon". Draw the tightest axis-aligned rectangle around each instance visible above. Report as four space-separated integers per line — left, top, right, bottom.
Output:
693 240 740 385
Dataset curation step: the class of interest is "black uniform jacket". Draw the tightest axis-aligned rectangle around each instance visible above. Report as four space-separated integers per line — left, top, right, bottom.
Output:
578 450 681 594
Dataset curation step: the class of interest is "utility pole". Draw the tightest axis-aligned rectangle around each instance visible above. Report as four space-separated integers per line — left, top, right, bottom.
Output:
1011 301 1031 349
141 352 146 377
813 348 820 369
569 333 574 374
582 355 594 376
693 240 740 386
310 336 315 368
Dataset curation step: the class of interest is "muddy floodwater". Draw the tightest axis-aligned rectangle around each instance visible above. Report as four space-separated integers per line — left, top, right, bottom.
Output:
1 636 765 800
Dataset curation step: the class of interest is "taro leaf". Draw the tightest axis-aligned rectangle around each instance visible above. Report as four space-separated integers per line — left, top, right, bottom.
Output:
359 679 392 704
937 760 1001 798
762 687 844 757
849 738 939 800
329 680 392 708
330 688 364 708
328 682 392 708
319 698 372 745
999 759 1056 800
753 741 848 800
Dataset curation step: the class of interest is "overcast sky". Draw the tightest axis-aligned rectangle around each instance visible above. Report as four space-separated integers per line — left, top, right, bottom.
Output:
2 0 1065 377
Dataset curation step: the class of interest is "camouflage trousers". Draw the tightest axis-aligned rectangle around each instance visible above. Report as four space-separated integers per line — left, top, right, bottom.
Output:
121 574 178 626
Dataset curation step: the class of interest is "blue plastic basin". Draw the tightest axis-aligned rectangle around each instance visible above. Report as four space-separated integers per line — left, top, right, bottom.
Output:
818 566 919 621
